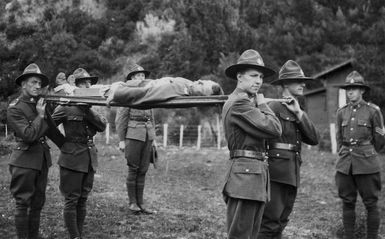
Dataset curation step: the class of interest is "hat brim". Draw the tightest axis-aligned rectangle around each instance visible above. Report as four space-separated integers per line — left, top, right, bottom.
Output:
338 83 370 91
270 77 314 85
225 64 276 80
15 73 49 87
126 70 150 81
75 76 98 85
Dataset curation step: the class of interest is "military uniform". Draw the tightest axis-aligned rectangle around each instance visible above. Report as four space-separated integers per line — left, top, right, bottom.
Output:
7 95 64 239
336 101 384 239
222 50 281 239
335 71 385 239
259 60 319 238
258 101 318 238
115 107 155 207
7 63 65 239
51 68 106 239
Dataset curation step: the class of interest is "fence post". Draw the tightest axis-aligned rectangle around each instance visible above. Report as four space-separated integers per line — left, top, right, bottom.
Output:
105 123 110 144
163 124 168 148
330 123 337 154
197 125 201 149
216 114 221 149
179 125 184 148
5 124 8 138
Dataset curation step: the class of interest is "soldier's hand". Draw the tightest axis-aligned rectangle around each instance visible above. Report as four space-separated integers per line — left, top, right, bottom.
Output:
118 141 125 152
282 96 303 119
254 94 266 105
36 98 46 118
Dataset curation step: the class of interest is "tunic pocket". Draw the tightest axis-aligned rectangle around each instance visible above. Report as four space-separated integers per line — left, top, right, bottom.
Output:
232 162 262 174
357 119 372 137
363 148 377 158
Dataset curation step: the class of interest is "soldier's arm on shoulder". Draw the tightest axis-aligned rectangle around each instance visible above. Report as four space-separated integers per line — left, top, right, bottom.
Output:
231 98 282 139
7 105 49 143
115 107 130 141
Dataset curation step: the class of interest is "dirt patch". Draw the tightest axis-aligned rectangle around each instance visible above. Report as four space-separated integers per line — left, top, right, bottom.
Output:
0 142 384 238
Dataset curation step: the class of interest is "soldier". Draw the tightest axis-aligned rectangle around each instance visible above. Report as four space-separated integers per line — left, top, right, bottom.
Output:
115 63 156 214
222 49 282 238
51 68 106 239
7 63 65 239
258 60 319 238
335 71 384 239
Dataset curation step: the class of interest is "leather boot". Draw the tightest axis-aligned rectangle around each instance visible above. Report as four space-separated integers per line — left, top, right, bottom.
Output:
28 210 41 239
63 210 80 239
126 169 137 205
366 206 379 239
15 214 29 239
76 206 87 237
136 172 146 206
342 203 355 239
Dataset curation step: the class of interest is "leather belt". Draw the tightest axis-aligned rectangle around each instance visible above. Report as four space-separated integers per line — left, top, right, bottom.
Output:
342 140 371 146
268 143 299 152
66 137 93 144
15 136 46 145
230 150 266 161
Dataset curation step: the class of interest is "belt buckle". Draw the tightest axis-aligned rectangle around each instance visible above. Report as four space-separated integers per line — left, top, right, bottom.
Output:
350 141 357 146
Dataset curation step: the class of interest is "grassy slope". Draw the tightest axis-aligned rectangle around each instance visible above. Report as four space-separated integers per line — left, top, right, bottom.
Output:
0 139 384 238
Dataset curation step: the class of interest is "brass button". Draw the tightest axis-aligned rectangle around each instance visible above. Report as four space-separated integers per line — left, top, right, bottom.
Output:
276 153 280 157
349 148 353 152
245 169 249 172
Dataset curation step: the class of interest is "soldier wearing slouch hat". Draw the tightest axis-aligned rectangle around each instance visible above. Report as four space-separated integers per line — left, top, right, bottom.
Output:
7 63 65 239
222 49 282 238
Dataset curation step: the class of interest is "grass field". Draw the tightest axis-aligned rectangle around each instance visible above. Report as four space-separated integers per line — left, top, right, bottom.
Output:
0 138 384 239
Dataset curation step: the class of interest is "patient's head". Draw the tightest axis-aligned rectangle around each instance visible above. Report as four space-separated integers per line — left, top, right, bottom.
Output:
189 80 224 96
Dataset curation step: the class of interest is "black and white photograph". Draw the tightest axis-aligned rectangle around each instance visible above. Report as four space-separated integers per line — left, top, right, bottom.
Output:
0 0 385 238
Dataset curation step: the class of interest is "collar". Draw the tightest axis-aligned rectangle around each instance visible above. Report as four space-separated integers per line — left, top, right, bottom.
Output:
234 88 254 100
349 99 366 108
19 94 38 104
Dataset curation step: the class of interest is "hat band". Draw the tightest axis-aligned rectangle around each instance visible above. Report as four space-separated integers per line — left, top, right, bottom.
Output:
279 71 306 79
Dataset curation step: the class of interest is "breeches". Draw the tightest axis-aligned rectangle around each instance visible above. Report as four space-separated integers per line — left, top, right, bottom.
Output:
59 166 94 211
259 181 297 238
335 171 381 208
125 138 152 204
9 162 48 213
226 197 265 239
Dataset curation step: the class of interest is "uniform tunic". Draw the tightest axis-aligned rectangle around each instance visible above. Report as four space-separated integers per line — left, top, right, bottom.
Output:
336 100 384 175
52 105 106 172
259 99 319 237
222 88 282 239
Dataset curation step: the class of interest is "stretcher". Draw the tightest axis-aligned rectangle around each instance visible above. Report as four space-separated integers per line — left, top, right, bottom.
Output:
44 94 228 109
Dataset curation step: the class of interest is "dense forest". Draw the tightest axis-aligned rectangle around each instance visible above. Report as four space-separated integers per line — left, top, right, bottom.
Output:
0 0 384 109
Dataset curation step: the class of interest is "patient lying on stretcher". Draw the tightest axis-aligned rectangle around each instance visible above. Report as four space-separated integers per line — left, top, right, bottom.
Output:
102 77 224 106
